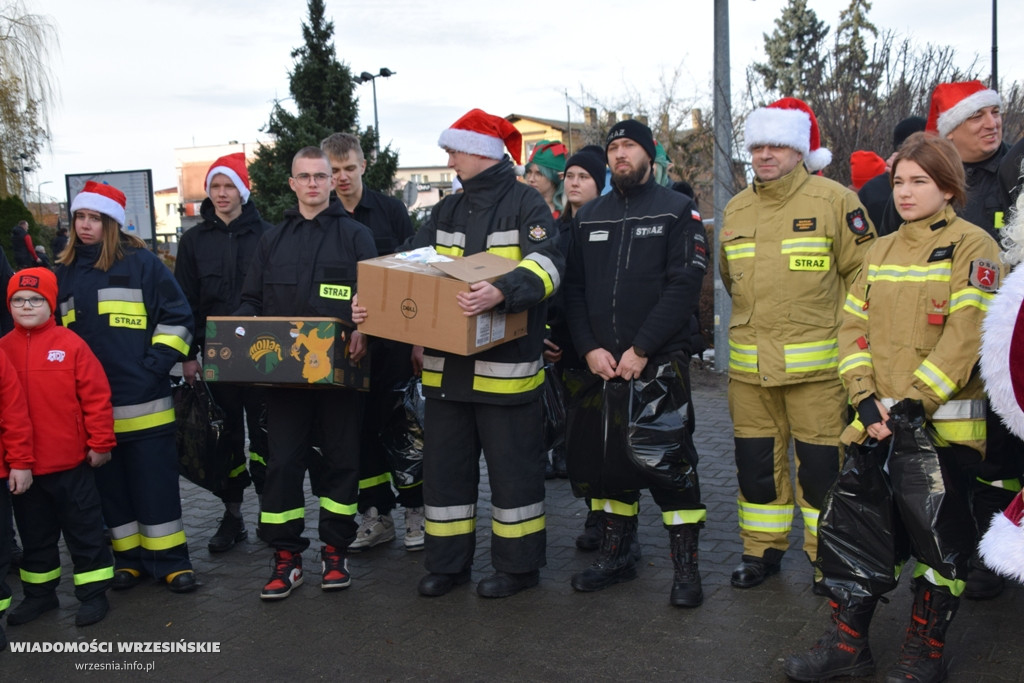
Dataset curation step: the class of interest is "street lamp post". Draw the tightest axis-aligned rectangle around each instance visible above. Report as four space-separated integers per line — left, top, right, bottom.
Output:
11 153 33 202
36 180 53 223
355 68 396 156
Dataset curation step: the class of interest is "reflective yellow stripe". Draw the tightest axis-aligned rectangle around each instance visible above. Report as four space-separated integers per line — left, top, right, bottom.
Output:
20 567 61 584
488 246 522 261
729 340 758 373
140 530 186 551
111 533 141 552
396 480 423 491
867 262 951 283
74 566 115 586
359 472 392 490
592 499 639 516
152 334 191 356
228 462 248 479
839 351 872 375
949 286 994 314
662 509 707 525
724 243 756 260
139 520 187 551
0 595 10 611
518 258 554 298
737 501 793 532
493 516 545 538
320 496 357 516
800 507 819 536
425 518 476 536
473 370 545 394
436 230 466 252
914 563 966 597
933 419 986 443
261 507 305 524
485 230 519 249
98 301 147 316
781 237 833 254
843 293 868 320
114 406 175 433
784 338 838 373
249 452 267 466
977 478 1023 492
436 245 464 257
61 309 76 326
422 369 442 387
914 359 957 401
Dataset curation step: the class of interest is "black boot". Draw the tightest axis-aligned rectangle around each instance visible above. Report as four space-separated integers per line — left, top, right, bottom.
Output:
886 582 959 683
669 524 702 608
571 514 638 592
575 509 604 551
783 599 877 681
208 513 248 553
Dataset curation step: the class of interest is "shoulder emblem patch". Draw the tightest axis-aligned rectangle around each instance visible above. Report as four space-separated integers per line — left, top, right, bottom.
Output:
528 225 548 242
969 258 999 292
846 208 870 236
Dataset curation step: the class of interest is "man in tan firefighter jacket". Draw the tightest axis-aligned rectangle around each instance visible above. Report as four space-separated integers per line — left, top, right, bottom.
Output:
719 97 877 588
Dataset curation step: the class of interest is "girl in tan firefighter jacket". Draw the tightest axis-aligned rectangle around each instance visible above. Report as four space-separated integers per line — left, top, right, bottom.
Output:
784 133 1003 683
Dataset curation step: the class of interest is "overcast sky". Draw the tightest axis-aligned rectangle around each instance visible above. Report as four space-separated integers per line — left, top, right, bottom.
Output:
30 0 1024 202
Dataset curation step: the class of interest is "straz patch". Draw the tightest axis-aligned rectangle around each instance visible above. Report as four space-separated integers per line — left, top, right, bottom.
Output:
927 245 954 262
527 225 548 242
789 255 830 271
793 218 816 232
846 208 870 235
969 258 999 292
319 283 352 300
634 224 664 238
109 314 146 330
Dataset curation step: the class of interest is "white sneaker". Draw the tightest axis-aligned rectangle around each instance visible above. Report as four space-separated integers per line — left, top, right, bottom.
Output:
404 507 425 551
349 506 396 551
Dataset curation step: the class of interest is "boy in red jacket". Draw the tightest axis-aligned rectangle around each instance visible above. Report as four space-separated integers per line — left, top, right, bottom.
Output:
0 268 116 628
0 345 33 651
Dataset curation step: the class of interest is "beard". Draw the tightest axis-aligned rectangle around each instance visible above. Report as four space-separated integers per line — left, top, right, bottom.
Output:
611 163 648 192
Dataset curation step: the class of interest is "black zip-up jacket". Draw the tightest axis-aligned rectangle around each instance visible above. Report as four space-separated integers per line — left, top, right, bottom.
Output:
565 174 708 360
175 199 272 359
998 136 1024 210
346 187 414 256
236 199 377 321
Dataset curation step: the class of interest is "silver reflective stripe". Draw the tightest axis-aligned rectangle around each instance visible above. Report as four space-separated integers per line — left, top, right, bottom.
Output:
422 354 445 372
112 396 175 420
154 323 194 345
524 252 561 291
492 502 544 523
59 298 75 316
425 504 475 521
109 521 139 540
880 398 985 420
97 287 144 303
486 230 520 247
139 520 184 537
436 230 466 249
473 359 544 378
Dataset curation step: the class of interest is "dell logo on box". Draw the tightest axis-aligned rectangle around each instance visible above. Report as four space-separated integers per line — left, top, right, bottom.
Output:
401 298 418 319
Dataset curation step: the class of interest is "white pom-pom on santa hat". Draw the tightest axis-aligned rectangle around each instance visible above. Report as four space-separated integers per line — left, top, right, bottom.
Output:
926 80 1002 138
979 491 1024 584
70 180 127 227
744 97 833 172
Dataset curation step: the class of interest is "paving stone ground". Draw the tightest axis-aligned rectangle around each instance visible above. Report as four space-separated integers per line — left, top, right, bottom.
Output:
3 360 1022 681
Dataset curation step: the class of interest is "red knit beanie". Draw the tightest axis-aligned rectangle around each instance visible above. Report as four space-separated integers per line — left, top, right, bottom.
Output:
8 267 57 313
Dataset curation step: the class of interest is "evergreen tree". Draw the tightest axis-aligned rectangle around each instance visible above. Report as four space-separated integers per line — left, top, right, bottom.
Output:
249 0 398 222
750 0 829 101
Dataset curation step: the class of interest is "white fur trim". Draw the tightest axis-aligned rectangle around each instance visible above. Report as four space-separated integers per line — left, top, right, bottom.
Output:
744 107 811 155
70 191 126 227
981 267 1024 439
206 166 251 203
438 128 506 159
979 511 1024 584
936 89 1002 137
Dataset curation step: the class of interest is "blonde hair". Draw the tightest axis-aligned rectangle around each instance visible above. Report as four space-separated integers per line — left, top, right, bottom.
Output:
59 211 147 272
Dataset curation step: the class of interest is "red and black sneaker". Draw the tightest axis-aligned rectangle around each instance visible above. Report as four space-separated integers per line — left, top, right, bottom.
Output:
320 545 352 591
260 550 303 601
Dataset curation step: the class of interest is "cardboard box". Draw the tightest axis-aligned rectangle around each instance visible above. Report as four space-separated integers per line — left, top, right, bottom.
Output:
357 251 529 355
202 316 370 390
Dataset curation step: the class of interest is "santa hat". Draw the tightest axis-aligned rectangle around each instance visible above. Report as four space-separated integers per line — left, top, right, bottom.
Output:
8 267 57 314
744 97 832 172
926 80 1002 138
438 109 523 164
979 491 1024 584
205 152 251 203
70 181 127 227
850 150 887 190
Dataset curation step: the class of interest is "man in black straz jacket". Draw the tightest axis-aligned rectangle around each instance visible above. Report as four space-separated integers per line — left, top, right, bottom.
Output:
564 119 709 607
236 147 377 602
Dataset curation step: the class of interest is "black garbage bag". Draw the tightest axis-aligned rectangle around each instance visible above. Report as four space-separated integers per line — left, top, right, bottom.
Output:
379 377 425 489
816 439 904 603
887 399 975 583
542 364 568 452
173 377 233 493
565 359 698 497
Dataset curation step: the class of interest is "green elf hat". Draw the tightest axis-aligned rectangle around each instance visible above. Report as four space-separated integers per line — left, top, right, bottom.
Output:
528 140 568 173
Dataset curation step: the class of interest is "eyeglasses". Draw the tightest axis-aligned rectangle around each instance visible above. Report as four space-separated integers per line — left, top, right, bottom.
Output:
11 296 47 309
292 173 331 184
